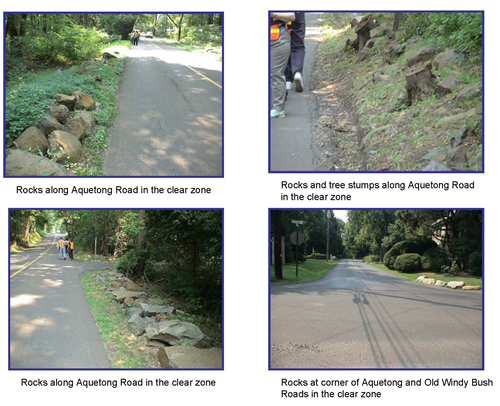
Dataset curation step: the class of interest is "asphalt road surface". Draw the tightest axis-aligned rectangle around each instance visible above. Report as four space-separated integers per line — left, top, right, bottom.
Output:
10 234 110 369
271 259 482 369
104 38 222 176
270 13 322 172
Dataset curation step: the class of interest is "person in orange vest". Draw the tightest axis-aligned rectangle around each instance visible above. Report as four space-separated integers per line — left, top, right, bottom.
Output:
133 30 140 46
68 239 74 260
58 237 66 260
270 12 295 118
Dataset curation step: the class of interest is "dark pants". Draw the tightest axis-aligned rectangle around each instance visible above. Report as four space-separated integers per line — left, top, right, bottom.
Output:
133 37 139 46
285 15 306 82
69 248 73 260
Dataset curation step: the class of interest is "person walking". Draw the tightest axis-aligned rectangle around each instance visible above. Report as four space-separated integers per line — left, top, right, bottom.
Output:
133 30 140 46
270 12 295 118
285 12 306 93
68 239 74 260
58 237 66 260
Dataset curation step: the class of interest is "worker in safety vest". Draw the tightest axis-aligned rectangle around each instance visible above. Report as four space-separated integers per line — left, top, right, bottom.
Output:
68 239 74 260
285 12 306 93
270 12 295 118
58 237 66 260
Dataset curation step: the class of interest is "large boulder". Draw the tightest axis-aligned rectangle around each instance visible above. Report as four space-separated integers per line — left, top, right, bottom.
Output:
128 314 145 336
447 281 465 289
5 149 73 176
74 112 97 135
47 130 83 164
158 346 222 369
73 91 96 110
124 281 142 292
435 71 463 96
14 126 48 154
407 45 441 67
146 320 204 346
49 104 70 124
446 146 468 171
455 83 482 104
55 94 76 110
138 303 176 317
39 116 62 134
61 116 88 140
433 49 459 70
111 290 147 303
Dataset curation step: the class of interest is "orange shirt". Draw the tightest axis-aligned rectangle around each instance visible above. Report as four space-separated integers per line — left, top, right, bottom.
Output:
58 240 64 248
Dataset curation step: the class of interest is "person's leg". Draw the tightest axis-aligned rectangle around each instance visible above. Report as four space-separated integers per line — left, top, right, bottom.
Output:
290 18 306 78
271 30 291 112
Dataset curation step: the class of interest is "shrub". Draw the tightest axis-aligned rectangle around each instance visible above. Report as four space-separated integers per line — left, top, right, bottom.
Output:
383 239 437 269
468 252 482 276
421 247 449 272
308 253 326 260
363 255 380 263
394 253 422 273
116 249 139 274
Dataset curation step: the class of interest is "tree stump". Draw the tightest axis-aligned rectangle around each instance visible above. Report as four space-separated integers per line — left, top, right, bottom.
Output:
405 61 435 105
355 15 377 51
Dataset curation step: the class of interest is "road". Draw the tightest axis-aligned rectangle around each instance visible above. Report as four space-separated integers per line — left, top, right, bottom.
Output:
104 38 222 176
10 234 111 369
270 13 323 172
271 259 483 369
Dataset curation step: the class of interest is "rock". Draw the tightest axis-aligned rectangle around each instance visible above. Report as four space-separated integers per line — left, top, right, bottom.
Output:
436 71 463 96
370 25 389 38
407 45 441 68
112 290 147 303
125 281 141 291
96 276 107 285
373 74 390 83
356 47 373 63
420 148 447 162
462 286 481 291
138 303 176 317
475 104 482 115
350 17 362 27
5 149 73 176
124 297 135 305
416 276 427 282
155 313 169 321
455 83 482 104
14 126 48 154
49 104 70 124
422 278 436 285
74 112 97 135
128 314 145 336
435 109 476 127
110 281 122 289
117 286 126 291
144 317 157 325
55 69 63 75
433 49 459 70
73 91 96 110
39 116 62 135
61 116 88 141
55 94 77 111
146 320 204 346
450 128 468 148
422 161 450 171
103 51 118 59
365 38 377 49
47 131 83 164
158 346 222 369
126 307 142 319
446 281 465 289
435 280 447 287
446 146 468 171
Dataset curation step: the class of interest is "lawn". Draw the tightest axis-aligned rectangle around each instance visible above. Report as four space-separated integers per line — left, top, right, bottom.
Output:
270 259 339 285
370 263 482 287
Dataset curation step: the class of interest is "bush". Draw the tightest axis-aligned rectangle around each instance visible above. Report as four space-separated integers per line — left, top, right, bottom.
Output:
383 239 437 269
363 255 380 263
394 253 422 273
468 252 482 276
116 249 140 274
421 247 449 272
308 253 326 260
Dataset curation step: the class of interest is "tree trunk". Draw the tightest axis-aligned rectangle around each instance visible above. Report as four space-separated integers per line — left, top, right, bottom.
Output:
177 14 184 41
104 211 109 256
274 211 283 280
137 210 147 276
393 13 406 34
405 61 435 105
355 14 377 51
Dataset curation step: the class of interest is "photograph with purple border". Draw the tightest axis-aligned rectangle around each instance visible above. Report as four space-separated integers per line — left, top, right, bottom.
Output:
269 11 483 173
269 209 483 369
5 13 223 178
9 209 223 370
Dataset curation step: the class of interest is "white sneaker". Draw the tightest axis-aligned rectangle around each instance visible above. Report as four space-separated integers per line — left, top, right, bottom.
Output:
294 72 304 92
286 81 292 90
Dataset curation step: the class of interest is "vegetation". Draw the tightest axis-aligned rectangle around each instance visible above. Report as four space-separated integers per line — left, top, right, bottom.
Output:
394 253 422 273
317 12 482 171
271 259 339 285
10 210 53 251
10 210 223 324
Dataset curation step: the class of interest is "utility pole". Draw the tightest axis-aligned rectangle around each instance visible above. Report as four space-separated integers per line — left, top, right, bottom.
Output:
326 211 331 262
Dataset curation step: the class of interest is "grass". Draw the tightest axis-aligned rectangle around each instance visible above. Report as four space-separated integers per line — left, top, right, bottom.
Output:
270 259 339 285
10 230 49 254
370 263 482 286
161 39 222 62
81 271 154 368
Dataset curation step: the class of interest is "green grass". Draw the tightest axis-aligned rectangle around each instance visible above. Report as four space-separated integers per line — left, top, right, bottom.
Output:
10 230 49 254
270 259 339 285
370 263 482 286
81 271 152 369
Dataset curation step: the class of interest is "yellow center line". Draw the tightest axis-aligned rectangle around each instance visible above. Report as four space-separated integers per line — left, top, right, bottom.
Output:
147 39 222 89
10 235 56 278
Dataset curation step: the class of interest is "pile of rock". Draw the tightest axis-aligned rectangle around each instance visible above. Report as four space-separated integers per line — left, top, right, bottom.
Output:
7 90 98 176
94 270 222 369
416 275 481 290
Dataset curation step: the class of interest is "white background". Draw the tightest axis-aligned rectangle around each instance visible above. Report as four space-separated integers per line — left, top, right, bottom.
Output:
2 0 499 404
